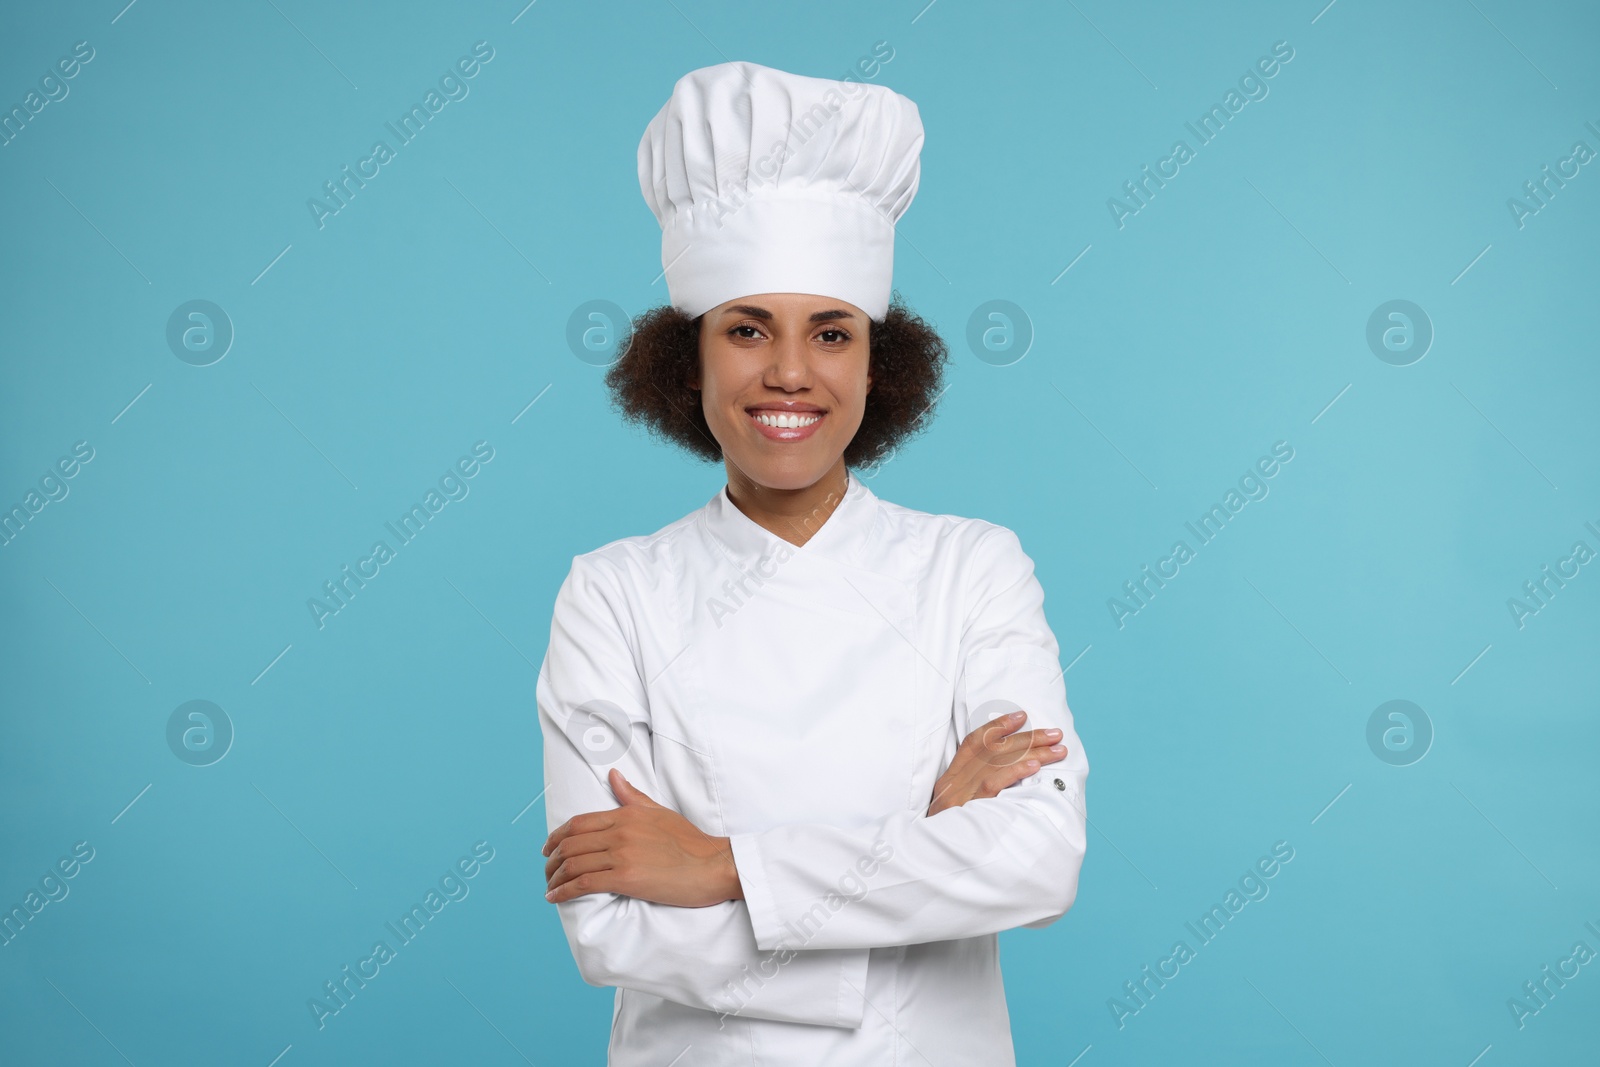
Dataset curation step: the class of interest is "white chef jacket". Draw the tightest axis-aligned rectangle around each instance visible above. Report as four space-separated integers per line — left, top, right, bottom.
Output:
536 468 1089 1066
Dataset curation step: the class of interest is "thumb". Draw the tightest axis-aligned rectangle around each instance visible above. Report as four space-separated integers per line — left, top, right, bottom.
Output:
610 768 658 807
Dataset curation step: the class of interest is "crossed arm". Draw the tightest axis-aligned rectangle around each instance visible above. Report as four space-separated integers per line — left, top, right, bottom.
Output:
535 528 1089 1027
542 711 1071 907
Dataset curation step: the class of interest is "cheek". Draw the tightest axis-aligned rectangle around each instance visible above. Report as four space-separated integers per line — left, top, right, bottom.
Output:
836 359 873 415
694 349 727 407
696 349 749 430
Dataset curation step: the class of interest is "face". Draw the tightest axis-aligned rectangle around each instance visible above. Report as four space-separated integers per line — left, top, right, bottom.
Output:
690 292 872 492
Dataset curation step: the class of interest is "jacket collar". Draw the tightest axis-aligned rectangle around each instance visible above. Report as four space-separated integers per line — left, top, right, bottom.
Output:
700 468 878 569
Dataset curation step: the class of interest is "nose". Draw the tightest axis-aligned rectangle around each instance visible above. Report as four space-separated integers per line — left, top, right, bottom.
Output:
764 331 813 390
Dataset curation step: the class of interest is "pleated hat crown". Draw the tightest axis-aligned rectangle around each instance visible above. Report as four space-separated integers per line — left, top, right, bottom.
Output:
637 61 923 322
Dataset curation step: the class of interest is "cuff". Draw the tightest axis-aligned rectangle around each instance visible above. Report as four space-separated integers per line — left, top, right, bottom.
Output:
729 831 871 1029
728 831 784 951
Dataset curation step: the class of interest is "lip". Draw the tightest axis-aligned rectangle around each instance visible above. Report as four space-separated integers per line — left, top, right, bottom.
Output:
747 408 825 442
746 401 825 413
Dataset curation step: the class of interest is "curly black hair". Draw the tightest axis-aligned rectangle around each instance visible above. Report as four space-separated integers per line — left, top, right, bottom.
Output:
602 294 949 469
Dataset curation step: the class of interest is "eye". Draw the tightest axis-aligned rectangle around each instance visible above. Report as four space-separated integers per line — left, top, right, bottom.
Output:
817 327 851 344
729 323 765 340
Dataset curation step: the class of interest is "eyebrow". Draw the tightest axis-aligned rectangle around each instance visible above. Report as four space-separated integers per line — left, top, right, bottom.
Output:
721 304 856 323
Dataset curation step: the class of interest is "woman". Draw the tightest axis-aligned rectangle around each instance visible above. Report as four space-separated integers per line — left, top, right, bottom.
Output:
537 61 1089 1066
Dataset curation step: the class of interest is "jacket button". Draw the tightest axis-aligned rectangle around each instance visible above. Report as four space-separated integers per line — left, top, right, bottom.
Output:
1053 778 1065 790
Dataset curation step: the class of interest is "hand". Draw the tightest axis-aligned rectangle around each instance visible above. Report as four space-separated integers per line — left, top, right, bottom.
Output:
543 768 744 907
926 710 1067 817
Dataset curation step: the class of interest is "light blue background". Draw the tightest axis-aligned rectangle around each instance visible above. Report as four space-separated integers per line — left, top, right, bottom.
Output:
2 1 1596 1064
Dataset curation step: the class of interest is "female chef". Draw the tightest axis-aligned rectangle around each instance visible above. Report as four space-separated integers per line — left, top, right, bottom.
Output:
536 61 1089 1066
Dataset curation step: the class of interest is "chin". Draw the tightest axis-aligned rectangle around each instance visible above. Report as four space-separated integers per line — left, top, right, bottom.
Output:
733 452 837 492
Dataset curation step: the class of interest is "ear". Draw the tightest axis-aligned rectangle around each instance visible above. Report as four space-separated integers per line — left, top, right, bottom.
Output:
864 322 873 393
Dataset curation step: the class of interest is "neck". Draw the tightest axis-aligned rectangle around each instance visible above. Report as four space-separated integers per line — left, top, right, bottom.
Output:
724 459 851 547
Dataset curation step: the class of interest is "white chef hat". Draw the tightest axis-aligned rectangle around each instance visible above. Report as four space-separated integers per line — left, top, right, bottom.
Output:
637 60 924 322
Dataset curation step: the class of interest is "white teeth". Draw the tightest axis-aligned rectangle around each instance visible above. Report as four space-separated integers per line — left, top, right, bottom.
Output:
753 412 820 429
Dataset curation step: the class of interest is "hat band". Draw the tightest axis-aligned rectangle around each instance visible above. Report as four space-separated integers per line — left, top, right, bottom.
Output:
661 192 895 321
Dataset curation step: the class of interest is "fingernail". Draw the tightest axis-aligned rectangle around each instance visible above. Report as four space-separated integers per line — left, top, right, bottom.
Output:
545 889 555 900
1026 759 1039 768
1008 711 1024 720
1050 744 1065 754
1045 728 1061 738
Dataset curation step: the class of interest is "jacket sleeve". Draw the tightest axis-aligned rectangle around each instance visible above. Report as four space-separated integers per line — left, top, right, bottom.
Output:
726 525 1090 953
537 554 872 1028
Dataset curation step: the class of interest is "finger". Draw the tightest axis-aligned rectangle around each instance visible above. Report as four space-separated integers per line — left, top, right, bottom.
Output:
979 728 1046 764
969 711 1026 746
981 759 1038 798
960 716 1024 742
984 728 1064 764
543 829 614 882
611 769 660 808
995 759 1041 793
1013 756 1045 781
1018 739 1068 763
928 777 960 810
1035 741 1069 764
547 850 616 894
546 869 614 904
541 820 571 857
975 717 1058 752
542 810 612 857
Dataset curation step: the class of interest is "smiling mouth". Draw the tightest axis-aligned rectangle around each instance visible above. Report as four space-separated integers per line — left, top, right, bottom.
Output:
747 409 825 441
